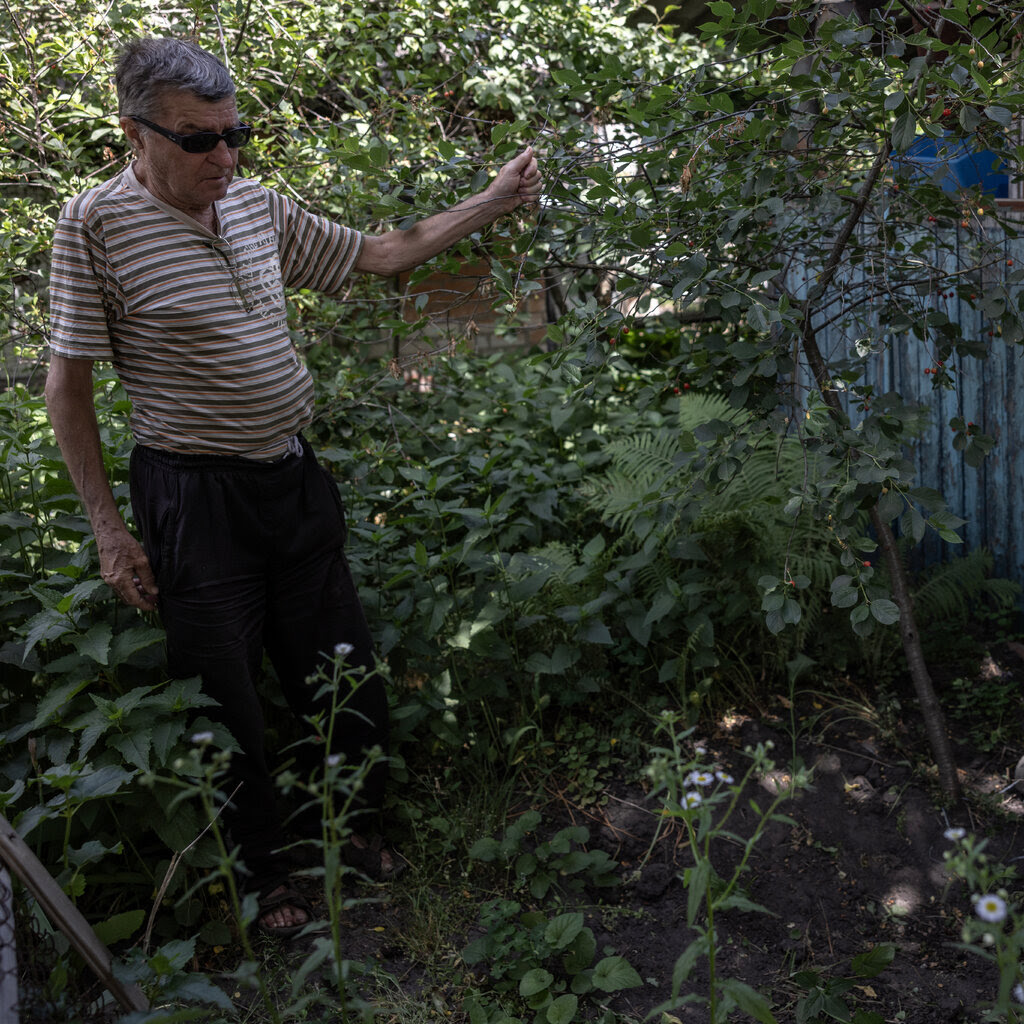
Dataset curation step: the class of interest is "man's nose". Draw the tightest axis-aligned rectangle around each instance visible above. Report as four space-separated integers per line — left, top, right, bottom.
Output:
208 140 236 167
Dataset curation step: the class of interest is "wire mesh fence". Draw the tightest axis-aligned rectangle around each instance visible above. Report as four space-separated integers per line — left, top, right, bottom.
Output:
1 865 18 1023
1 864 122 1024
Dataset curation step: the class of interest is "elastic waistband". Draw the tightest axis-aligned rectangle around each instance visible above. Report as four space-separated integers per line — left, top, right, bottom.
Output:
132 435 309 472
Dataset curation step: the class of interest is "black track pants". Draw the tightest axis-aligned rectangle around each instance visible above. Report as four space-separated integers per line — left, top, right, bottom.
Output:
129 439 389 890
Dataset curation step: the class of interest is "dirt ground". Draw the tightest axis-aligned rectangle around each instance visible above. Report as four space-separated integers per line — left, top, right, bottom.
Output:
283 652 1024 1024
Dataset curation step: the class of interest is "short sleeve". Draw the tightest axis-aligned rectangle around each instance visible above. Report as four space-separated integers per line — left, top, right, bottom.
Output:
48 208 119 361
265 190 363 295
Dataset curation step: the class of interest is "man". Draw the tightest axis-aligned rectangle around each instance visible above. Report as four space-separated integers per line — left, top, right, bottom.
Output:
45 37 541 937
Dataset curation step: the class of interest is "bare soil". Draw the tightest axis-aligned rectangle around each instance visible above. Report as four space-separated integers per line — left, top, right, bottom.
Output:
269 652 1024 1024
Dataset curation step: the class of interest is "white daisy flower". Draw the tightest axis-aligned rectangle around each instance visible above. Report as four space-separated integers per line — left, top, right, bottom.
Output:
687 770 715 787
943 827 966 841
681 790 703 810
189 731 214 745
334 642 355 658
1014 983 1024 1005
974 894 1007 923
715 771 735 785
326 753 342 767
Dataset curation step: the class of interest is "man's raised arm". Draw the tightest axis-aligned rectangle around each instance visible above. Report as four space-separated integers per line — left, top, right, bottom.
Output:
354 146 541 277
44 354 159 611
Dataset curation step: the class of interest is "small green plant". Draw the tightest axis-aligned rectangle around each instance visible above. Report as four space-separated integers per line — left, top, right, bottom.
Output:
468 809 619 899
946 674 1019 753
790 943 896 1024
645 711 812 1024
461 811 637 1022
942 827 1023 1022
462 903 642 1024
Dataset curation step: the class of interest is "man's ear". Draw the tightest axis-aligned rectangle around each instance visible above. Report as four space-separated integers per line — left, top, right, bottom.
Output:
119 116 143 152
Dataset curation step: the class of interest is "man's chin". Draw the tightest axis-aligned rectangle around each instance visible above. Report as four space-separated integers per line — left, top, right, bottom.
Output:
206 177 232 199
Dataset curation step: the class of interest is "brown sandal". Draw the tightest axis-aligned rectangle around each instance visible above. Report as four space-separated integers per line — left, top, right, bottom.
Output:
341 834 409 881
255 883 313 939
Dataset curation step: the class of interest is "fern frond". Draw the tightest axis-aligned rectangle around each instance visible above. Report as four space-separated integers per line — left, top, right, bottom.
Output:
913 548 1020 622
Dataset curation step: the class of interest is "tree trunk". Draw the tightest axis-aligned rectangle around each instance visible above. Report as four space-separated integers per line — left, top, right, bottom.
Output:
798 148 960 801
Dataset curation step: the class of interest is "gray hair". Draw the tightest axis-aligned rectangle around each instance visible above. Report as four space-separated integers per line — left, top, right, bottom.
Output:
116 38 235 120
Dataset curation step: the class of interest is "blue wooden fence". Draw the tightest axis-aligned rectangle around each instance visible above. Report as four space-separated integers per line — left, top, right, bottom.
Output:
796 217 1024 592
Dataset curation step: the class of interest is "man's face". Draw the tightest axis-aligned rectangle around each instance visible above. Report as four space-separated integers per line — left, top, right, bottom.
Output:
122 89 241 217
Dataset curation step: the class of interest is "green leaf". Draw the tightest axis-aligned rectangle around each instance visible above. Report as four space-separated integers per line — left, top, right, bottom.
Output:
519 968 554 998
719 978 778 1024
670 935 707 992
686 859 710 927
109 730 153 772
868 599 899 625
983 105 1011 128
891 110 917 153
851 942 897 979
164 972 234 1009
830 585 859 609
70 764 135 800
108 624 165 668
562 927 597 974
93 909 145 946
546 994 578 1024
591 956 642 993
469 837 501 862
746 303 769 332
545 912 584 950
876 489 903 523
551 68 583 89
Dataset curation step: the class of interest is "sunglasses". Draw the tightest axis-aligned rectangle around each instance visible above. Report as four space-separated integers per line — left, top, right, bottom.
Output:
129 115 252 154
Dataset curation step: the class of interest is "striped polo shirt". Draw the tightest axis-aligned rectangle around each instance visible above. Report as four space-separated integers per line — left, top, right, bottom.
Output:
48 164 362 460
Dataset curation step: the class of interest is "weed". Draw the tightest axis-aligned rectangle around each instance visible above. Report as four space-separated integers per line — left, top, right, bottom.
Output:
945 674 1018 753
645 711 811 1024
789 943 896 1024
468 810 618 900
462 903 643 1023
942 829 1023 1022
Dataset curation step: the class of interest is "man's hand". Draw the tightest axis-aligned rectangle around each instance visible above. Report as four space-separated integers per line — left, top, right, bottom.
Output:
355 146 543 276
488 146 542 214
46 354 160 613
96 524 159 611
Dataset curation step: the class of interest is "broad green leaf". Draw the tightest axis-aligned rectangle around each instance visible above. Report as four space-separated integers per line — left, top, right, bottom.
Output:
519 968 554 998
869 599 899 625
545 912 584 950
983 105 1011 128
592 956 642 993
546 994 578 1024
562 926 597 974
110 730 153 772
891 110 917 153
93 909 145 946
